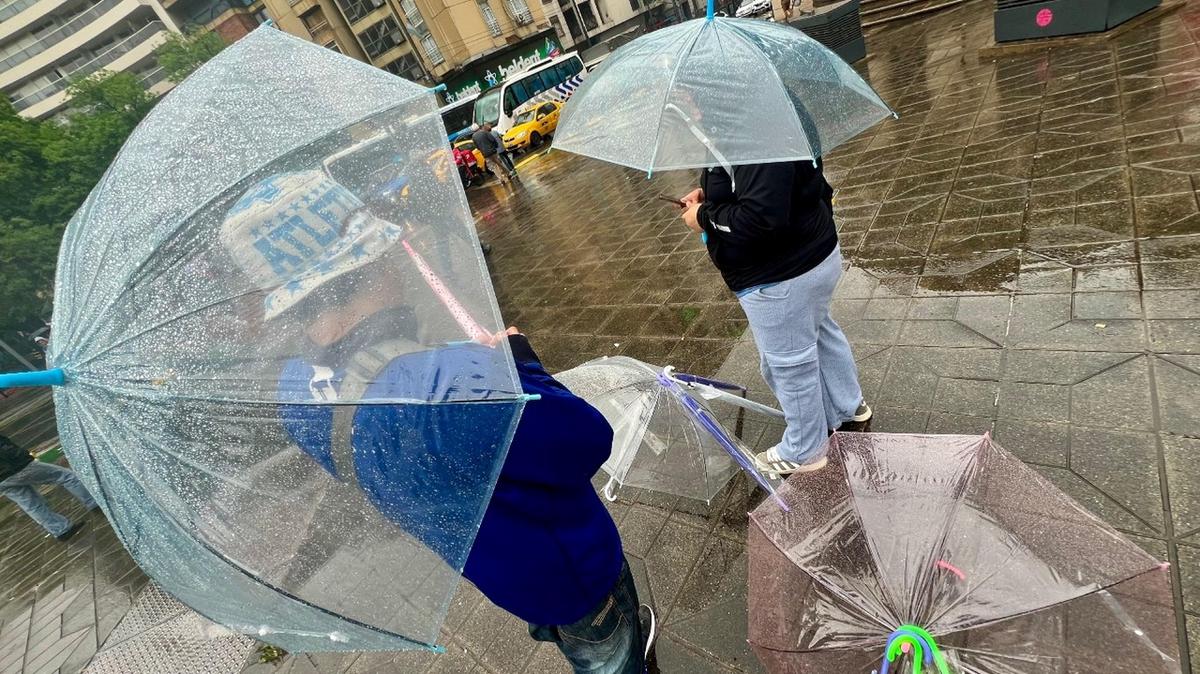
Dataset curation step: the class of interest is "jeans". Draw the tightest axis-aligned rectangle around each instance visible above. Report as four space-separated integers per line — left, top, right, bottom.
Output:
738 246 863 463
529 560 645 674
0 461 96 537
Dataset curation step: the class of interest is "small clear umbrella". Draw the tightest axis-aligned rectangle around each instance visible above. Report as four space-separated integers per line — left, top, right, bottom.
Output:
0 28 528 653
552 1 894 173
748 433 1182 674
556 356 786 507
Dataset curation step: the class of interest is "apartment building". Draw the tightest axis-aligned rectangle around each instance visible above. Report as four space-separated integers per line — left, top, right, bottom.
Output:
262 0 551 89
1 0 178 119
162 0 267 42
539 0 686 52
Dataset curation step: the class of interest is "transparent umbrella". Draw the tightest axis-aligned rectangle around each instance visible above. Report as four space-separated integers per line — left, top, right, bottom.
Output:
0 28 529 653
748 433 1182 674
556 356 786 507
552 2 894 173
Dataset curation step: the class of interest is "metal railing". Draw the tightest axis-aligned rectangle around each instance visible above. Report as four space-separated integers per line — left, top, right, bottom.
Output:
420 33 441 64
0 0 39 23
479 1 501 35
137 64 166 88
10 20 163 111
503 0 533 24
0 0 128 73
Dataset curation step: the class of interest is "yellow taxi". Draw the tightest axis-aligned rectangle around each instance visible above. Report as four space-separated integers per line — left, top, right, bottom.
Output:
503 101 563 153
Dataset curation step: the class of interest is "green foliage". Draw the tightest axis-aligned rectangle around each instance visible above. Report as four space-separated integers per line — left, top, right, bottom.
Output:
0 72 155 336
155 28 227 83
0 218 64 333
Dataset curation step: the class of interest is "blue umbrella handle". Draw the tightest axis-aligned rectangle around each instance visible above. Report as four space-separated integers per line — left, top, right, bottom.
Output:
0 368 65 388
700 232 708 244
707 0 714 20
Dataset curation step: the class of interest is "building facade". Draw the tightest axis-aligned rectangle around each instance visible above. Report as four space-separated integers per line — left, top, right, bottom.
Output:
539 0 704 59
1 0 179 119
162 0 267 42
262 0 552 89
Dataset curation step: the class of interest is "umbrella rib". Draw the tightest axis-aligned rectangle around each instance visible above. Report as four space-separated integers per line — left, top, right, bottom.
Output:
723 23 818 161
646 22 709 174
72 390 444 649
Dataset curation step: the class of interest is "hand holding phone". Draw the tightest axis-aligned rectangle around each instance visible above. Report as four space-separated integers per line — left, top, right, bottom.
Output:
656 194 685 208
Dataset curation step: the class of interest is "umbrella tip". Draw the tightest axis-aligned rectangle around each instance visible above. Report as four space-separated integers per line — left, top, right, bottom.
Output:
0 368 65 388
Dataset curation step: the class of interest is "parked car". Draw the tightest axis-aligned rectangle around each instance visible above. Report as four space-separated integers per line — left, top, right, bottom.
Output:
503 101 563 153
735 0 770 17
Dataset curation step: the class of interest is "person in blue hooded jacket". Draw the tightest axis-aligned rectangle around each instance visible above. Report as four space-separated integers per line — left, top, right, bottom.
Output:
223 169 657 674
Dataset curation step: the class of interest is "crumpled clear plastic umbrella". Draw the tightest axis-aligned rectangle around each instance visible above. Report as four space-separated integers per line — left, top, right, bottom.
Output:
0 28 528 652
552 14 894 172
748 433 1182 674
556 356 784 506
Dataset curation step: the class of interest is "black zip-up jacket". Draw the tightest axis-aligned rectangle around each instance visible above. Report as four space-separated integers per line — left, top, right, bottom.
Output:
0 435 33 482
697 160 837 293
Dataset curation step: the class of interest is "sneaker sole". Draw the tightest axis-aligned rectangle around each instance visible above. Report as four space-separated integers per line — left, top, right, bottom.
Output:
754 455 828 478
851 405 872 423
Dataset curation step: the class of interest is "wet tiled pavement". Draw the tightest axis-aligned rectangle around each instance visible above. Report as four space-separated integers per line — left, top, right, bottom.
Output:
3 0 1200 670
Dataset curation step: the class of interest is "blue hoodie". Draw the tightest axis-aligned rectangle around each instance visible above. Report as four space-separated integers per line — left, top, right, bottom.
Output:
278 334 623 626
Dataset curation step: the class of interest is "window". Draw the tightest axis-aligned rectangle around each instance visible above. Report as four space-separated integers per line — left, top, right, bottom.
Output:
400 0 427 33
421 33 443 64
360 16 404 59
335 0 377 23
383 52 424 80
302 9 329 32
323 40 341 53
538 102 556 115
556 58 581 81
503 0 533 24
478 0 501 35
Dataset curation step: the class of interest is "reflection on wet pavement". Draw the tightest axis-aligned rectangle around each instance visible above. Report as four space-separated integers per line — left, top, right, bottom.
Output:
467 0 1200 669
3 0 1199 671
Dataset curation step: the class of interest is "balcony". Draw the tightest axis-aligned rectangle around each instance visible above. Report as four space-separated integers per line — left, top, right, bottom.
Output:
0 0 82 45
0 0 146 91
11 20 165 112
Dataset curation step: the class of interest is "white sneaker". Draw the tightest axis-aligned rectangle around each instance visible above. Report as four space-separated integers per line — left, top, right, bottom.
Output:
639 603 657 662
753 446 828 477
851 401 872 423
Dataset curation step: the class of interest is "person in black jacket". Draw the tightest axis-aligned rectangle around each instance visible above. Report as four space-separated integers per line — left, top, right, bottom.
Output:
679 160 871 475
0 434 96 541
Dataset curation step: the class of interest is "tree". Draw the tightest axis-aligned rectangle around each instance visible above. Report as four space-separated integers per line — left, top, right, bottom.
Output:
0 218 63 335
0 72 156 337
155 28 227 83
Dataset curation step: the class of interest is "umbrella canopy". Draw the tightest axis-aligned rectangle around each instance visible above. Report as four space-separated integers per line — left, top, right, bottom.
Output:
551 16 894 173
748 433 1182 673
25 27 526 652
556 356 783 505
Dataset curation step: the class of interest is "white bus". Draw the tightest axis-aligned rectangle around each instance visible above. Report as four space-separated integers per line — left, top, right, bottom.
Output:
439 93 479 141
472 52 586 134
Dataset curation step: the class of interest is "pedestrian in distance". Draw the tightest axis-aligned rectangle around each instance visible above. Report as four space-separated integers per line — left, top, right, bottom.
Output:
472 122 511 186
678 159 872 477
0 434 97 541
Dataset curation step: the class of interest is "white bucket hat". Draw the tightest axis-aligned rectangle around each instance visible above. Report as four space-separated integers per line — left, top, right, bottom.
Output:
222 170 406 320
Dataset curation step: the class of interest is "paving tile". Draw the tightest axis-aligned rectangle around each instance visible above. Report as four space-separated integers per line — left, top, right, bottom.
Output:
1155 356 1200 436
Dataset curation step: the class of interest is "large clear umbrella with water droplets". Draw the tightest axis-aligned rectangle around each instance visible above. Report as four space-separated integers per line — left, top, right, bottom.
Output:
0 27 527 654
552 1 894 174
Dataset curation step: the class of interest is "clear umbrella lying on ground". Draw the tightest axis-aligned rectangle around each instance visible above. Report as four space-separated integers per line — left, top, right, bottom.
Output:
555 356 786 506
748 432 1182 674
0 28 529 652
552 0 894 173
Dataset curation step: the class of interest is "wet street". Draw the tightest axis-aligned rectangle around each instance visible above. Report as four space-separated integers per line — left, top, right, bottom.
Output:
3 0 1200 670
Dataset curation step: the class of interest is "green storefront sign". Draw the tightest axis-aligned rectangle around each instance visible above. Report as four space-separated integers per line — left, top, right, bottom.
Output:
442 29 564 104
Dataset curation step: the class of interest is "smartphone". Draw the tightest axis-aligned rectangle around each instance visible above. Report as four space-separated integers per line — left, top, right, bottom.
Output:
656 194 685 208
